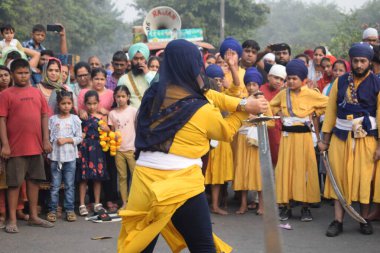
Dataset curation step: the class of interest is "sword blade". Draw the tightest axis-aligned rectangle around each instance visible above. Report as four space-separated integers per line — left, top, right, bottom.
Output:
257 122 283 253
321 151 366 224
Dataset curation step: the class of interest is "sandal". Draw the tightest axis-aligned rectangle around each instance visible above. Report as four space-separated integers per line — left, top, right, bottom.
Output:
79 205 89 216
46 212 57 222
0 219 6 229
66 211 77 222
28 218 54 228
97 208 112 222
5 223 19 233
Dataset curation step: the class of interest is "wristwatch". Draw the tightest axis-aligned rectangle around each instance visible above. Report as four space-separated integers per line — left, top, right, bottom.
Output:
239 98 248 112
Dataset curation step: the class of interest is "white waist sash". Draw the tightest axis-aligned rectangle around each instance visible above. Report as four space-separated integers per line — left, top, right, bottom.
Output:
282 116 310 126
335 116 377 131
136 151 203 170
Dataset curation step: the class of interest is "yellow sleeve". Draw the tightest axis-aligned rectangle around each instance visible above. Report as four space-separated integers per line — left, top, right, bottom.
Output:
322 79 338 133
204 89 242 113
266 106 275 128
377 93 380 136
169 104 246 158
199 105 246 142
311 90 329 117
224 85 244 98
270 90 283 116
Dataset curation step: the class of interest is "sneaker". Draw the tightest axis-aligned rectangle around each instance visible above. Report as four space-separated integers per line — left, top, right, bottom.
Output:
79 205 89 216
326 220 343 237
360 220 373 235
300 207 313 222
66 211 77 222
279 206 292 221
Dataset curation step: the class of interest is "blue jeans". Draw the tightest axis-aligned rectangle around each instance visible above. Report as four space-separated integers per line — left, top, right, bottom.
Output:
49 161 76 212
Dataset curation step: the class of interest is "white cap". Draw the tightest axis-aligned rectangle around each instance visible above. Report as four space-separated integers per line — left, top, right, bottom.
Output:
363 27 378 39
263 53 275 62
269 64 287 80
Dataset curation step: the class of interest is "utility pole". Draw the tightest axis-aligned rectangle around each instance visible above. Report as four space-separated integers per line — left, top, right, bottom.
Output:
220 0 225 43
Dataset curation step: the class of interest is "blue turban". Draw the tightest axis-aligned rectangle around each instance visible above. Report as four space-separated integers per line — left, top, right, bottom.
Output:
220 37 243 59
286 59 308 81
205 64 224 79
349 42 374 61
244 67 263 86
128 42 150 61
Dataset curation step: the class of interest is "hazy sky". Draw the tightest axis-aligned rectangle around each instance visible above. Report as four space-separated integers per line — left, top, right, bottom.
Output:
113 0 368 23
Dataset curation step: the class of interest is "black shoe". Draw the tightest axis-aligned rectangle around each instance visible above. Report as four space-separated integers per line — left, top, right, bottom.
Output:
360 220 373 235
300 207 313 222
310 202 321 208
326 220 343 237
279 206 292 221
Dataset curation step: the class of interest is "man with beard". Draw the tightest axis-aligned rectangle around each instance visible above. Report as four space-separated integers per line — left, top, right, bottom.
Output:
319 42 380 237
272 43 291 66
117 43 152 108
106 51 129 91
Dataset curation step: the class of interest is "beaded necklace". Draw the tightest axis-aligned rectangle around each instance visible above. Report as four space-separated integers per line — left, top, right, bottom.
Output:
344 72 359 104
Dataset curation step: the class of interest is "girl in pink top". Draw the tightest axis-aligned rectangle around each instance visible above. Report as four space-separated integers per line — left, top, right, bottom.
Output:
78 68 114 119
108 86 137 209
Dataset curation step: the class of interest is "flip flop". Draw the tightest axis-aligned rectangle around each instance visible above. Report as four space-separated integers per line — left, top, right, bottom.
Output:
28 218 54 228
97 209 112 222
5 223 19 233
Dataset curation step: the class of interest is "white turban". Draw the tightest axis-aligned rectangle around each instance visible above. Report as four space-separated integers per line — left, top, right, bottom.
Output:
363 27 378 39
263 53 275 62
269 64 287 80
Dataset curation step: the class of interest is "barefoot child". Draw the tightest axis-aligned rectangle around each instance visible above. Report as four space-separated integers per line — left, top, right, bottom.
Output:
204 64 234 215
233 67 274 215
0 59 54 233
108 86 137 210
270 59 328 222
46 90 82 222
78 90 110 216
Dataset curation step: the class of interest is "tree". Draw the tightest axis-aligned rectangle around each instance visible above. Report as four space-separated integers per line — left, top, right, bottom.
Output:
132 0 270 47
255 0 344 55
0 0 131 62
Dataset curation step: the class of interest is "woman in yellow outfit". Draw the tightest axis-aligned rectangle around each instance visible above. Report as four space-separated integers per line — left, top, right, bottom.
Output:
270 59 328 222
204 64 234 216
117 39 269 253
319 43 380 237
234 67 274 215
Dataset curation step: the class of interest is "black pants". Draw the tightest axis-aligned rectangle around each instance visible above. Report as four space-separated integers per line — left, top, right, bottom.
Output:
142 193 216 253
102 153 119 203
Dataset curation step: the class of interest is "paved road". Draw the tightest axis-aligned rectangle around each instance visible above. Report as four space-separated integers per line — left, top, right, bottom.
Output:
1 200 380 253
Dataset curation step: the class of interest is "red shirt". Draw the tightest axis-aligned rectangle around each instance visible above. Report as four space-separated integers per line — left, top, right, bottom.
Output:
260 83 282 166
0 86 48 157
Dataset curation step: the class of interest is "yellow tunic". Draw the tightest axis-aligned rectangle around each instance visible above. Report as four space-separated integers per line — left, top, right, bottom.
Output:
233 111 275 191
224 67 248 98
322 76 380 204
270 86 328 204
118 89 245 253
204 141 234 185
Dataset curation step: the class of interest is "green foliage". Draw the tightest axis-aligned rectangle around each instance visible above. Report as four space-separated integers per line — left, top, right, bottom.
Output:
328 14 362 59
132 0 270 47
0 0 131 62
255 0 344 55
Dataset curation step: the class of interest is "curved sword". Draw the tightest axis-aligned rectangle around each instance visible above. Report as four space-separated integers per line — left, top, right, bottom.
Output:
321 151 366 224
